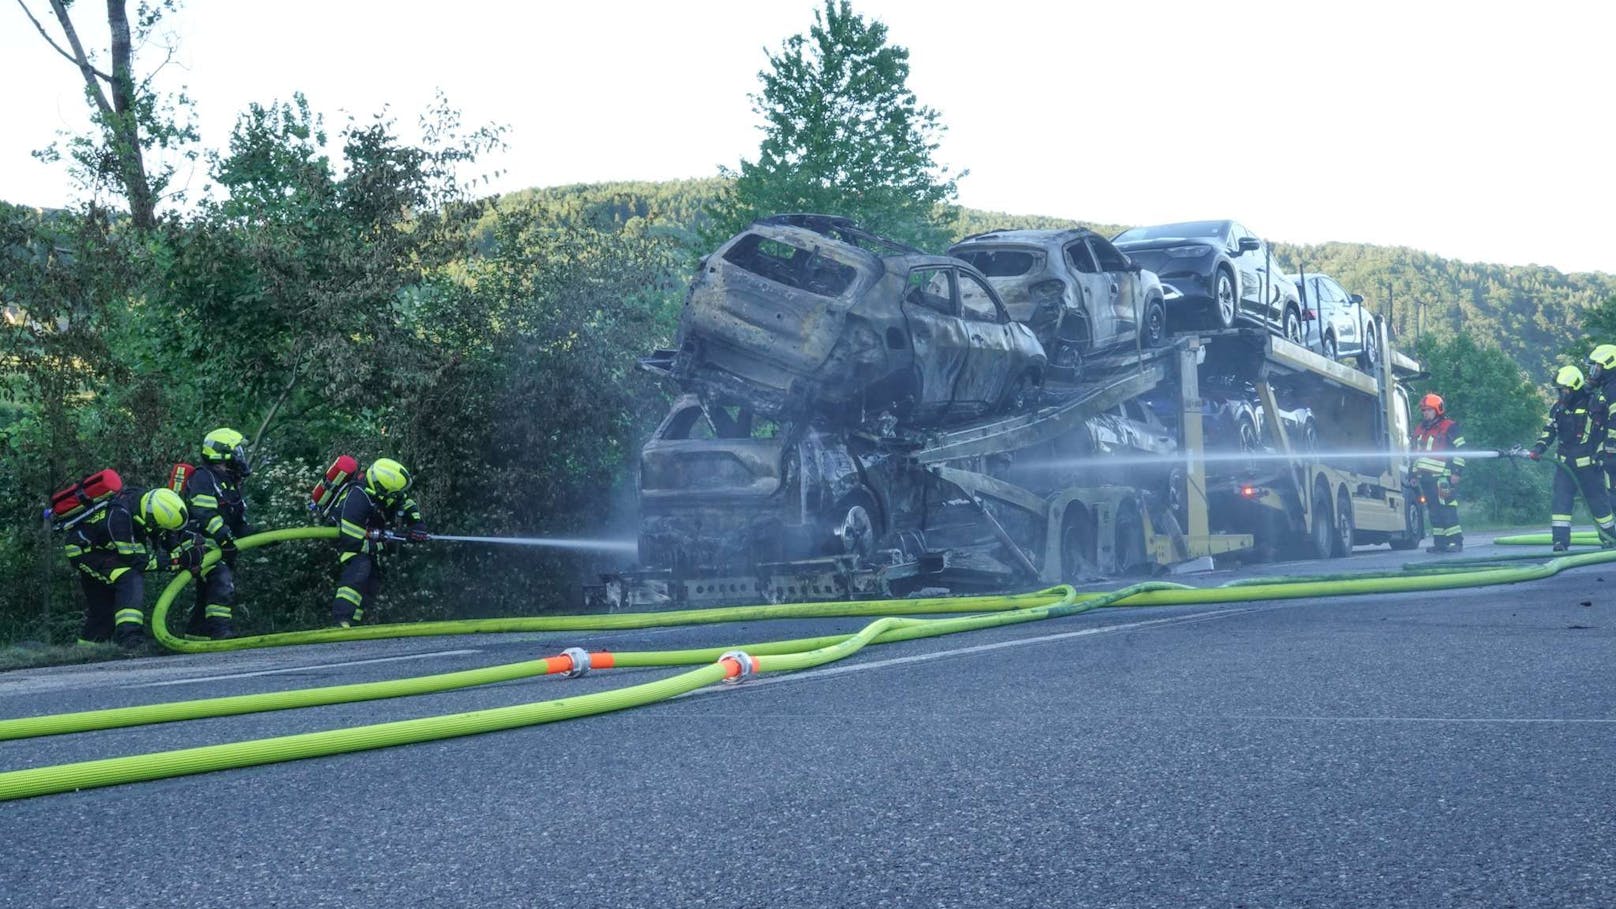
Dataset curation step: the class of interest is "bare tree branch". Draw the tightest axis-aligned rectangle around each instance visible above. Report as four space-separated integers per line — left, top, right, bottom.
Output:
15 0 113 79
42 0 116 118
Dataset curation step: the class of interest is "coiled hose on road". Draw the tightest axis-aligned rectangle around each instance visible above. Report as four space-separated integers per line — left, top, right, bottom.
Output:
3 533 1614 802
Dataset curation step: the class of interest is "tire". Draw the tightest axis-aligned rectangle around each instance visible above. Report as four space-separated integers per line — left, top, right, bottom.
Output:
1358 322 1381 373
1001 370 1038 412
1332 486 1354 557
832 494 879 561
1142 295 1168 347
1307 479 1334 559
1052 342 1084 382
1210 269 1238 329
1283 305 1304 345
1390 496 1424 550
1060 505 1096 582
1322 333 1338 362
1114 500 1149 575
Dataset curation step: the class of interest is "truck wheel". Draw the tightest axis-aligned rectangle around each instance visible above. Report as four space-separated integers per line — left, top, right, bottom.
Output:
1390 498 1424 550
1332 487 1354 557
1307 478 1334 559
1060 505 1096 581
1114 500 1149 575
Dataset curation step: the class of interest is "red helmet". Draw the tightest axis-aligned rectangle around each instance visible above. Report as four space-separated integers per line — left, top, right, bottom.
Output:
1419 393 1444 416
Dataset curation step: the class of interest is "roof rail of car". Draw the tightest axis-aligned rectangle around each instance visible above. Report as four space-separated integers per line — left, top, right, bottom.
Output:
754 213 923 257
956 226 1094 244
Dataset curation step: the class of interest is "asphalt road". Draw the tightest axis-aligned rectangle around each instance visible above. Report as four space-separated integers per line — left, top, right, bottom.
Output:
3 532 1614 908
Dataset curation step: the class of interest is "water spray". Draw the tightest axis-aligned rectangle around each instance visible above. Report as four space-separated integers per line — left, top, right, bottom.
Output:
1019 447 1524 473
380 532 637 554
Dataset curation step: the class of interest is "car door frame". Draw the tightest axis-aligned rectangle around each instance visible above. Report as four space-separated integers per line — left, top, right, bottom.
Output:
900 266 972 420
1062 237 1107 351
1086 234 1139 347
1229 223 1265 323
954 268 1017 414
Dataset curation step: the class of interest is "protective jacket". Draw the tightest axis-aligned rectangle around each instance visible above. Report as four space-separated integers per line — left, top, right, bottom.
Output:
1412 416 1466 480
64 487 187 578
333 484 426 560
1532 391 1608 465
183 462 251 550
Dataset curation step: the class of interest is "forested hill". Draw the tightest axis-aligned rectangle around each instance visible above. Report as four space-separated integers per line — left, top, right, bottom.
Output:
498 178 1616 382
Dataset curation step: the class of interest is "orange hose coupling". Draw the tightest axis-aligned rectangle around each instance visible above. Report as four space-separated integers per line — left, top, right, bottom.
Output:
718 650 756 683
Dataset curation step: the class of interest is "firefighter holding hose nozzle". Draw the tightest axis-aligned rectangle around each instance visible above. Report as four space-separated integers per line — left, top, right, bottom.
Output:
328 458 431 628
1527 365 1616 552
1412 392 1467 553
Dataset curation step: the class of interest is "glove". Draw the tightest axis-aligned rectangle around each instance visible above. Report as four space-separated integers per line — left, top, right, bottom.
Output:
1528 449 1542 461
1446 475 1460 489
220 537 239 568
407 527 432 543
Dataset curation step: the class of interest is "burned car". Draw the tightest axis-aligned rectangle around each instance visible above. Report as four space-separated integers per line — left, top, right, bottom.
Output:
949 228 1169 378
636 394 914 575
668 215 1047 427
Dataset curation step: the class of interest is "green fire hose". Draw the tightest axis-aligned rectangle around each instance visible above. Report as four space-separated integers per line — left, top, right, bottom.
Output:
4 540 1613 802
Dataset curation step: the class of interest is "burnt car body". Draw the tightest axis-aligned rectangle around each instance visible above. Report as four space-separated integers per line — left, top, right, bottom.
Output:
948 228 1168 378
669 215 1046 426
1287 271 1382 372
1112 220 1302 343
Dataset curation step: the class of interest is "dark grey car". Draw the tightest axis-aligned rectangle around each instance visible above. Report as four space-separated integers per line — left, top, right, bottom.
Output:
949 227 1168 378
1113 219 1303 344
1288 271 1382 372
670 215 1047 426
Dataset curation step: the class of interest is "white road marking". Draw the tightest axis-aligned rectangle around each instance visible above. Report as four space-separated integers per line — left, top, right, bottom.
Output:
705 607 1258 693
133 649 484 687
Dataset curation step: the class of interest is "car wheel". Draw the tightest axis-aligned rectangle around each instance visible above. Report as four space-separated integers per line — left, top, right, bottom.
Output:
1322 333 1338 361
832 494 879 561
1358 323 1381 373
1283 305 1304 345
1060 504 1096 581
1001 370 1039 412
1332 486 1354 557
1210 269 1238 329
1113 500 1149 575
1142 296 1168 347
1307 478 1334 559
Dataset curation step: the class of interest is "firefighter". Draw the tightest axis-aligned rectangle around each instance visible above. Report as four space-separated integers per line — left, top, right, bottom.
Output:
1411 392 1467 553
65 486 196 648
329 457 431 628
1585 343 1616 492
1528 365 1616 552
179 427 255 639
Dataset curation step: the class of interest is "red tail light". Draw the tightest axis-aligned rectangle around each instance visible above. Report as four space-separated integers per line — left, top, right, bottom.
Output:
1302 309 1317 320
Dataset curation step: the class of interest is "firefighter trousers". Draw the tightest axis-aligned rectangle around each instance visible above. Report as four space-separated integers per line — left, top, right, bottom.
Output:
187 558 236 638
331 552 380 625
1417 474 1463 549
72 559 146 645
1551 458 1616 548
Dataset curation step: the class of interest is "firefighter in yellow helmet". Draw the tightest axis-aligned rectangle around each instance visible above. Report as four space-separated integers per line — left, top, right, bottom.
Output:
64 486 198 648
1411 392 1467 552
1585 343 1616 492
1527 365 1616 552
328 457 431 628
177 427 255 639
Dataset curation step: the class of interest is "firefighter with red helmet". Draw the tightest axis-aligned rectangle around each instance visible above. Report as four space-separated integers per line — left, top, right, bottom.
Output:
1412 392 1467 552
1527 365 1616 552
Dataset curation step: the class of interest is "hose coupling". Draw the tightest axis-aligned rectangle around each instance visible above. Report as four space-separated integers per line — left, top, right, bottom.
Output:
560 647 591 678
718 650 756 684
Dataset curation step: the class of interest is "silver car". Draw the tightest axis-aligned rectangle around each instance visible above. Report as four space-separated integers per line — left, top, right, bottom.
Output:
949 228 1168 379
1287 272 1382 372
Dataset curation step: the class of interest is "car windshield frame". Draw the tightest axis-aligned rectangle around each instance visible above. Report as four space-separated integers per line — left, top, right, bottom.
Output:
951 247 1044 278
1113 220 1232 245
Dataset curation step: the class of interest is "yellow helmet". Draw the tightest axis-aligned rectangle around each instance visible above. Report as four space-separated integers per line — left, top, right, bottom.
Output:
1556 364 1586 392
201 427 252 477
1588 344 1616 375
139 487 188 531
365 458 413 498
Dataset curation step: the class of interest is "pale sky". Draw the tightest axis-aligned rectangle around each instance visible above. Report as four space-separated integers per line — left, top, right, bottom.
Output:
3 0 1610 273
